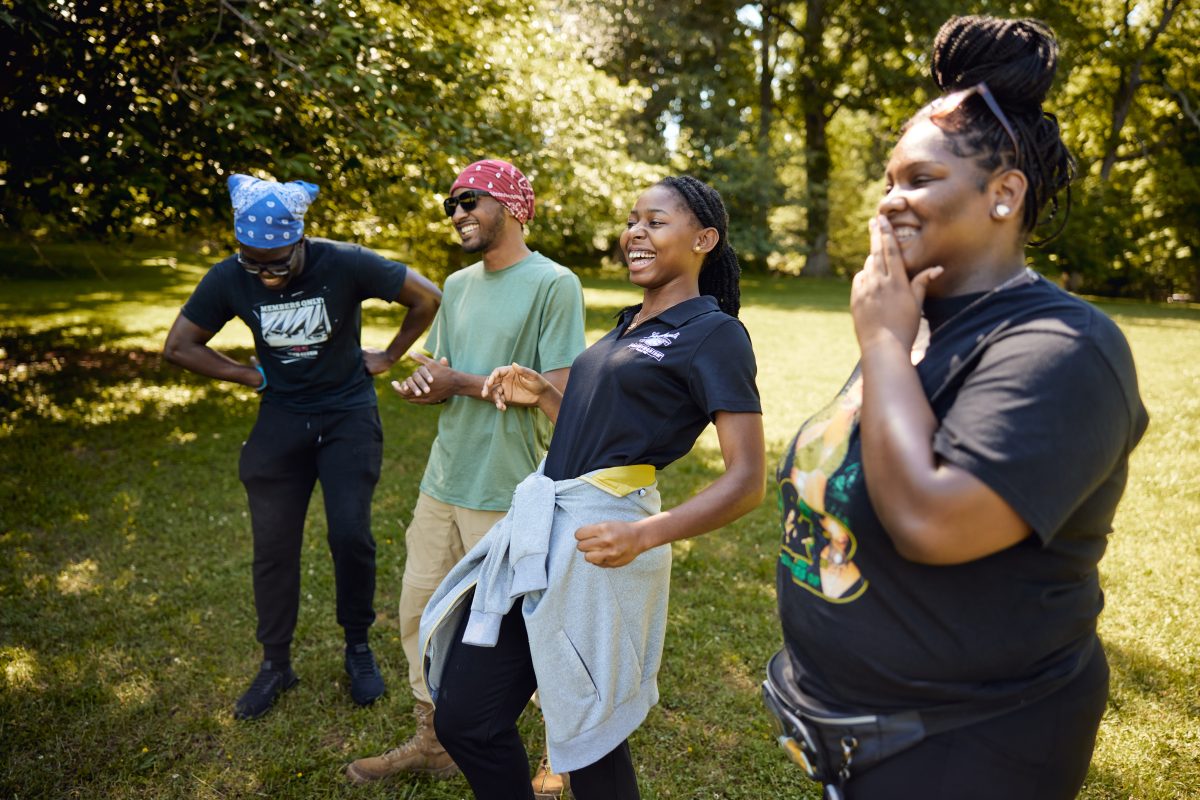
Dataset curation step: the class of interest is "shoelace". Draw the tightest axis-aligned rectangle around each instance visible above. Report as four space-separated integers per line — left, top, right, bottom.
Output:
346 649 377 678
246 668 284 697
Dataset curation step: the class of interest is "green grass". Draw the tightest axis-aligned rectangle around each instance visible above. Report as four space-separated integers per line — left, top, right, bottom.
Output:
1 240 1198 799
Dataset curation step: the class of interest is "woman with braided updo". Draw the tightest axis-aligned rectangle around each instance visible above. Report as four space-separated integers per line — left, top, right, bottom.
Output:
419 176 765 799
770 16 1147 799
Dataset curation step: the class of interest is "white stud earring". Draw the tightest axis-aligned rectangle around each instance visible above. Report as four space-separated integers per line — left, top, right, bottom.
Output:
994 203 1011 218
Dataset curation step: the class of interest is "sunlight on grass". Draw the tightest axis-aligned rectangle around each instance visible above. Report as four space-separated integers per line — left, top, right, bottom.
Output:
55 558 101 595
113 672 155 707
1 251 1198 799
2 646 41 690
2 381 216 434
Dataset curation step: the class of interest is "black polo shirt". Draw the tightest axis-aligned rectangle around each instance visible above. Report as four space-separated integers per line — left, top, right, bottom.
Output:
543 295 761 481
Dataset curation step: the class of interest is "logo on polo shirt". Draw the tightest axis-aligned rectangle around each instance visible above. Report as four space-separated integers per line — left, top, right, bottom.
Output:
627 331 680 361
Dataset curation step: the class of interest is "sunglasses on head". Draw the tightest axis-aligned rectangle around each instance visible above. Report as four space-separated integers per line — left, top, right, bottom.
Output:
442 189 492 217
238 244 299 277
926 81 1020 164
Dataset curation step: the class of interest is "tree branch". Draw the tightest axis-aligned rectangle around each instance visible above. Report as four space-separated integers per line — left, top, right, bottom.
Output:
218 0 305 75
1162 80 1200 132
1100 0 1186 181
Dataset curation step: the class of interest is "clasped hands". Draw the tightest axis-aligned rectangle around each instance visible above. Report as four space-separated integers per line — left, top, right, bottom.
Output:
482 362 648 568
480 362 550 411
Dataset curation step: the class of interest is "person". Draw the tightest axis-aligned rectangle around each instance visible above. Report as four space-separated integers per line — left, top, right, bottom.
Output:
344 159 586 796
163 174 442 720
770 15 1149 799
417 175 766 800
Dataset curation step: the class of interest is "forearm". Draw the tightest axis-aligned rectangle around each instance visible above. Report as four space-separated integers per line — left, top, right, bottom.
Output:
857 333 942 554
535 386 564 424
165 342 260 388
448 370 487 399
381 315 435 370
634 460 765 550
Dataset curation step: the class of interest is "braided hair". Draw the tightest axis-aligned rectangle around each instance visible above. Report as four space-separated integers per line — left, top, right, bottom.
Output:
917 15 1077 244
657 175 742 317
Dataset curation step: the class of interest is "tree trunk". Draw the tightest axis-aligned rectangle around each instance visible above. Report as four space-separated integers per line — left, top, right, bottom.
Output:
801 0 832 277
1099 0 1183 181
759 2 775 150
802 109 832 278
754 0 777 268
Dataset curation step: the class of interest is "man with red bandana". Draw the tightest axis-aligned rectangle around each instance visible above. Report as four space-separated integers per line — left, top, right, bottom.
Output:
345 160 585 796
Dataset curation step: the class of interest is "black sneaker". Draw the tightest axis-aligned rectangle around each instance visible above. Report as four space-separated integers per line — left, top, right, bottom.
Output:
345 643 385 706
233 660 299 720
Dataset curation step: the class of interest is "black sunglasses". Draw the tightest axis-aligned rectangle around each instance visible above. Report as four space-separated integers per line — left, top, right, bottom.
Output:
442 189 492 217
238 244 299 277
926 81 1020 165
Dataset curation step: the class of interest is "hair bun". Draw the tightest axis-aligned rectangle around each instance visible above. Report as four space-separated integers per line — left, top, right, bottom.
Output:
931 15 1058 109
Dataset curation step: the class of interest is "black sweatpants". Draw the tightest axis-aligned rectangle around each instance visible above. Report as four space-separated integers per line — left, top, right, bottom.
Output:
433 602 640 800
238 403 382 661
843 642 1111 800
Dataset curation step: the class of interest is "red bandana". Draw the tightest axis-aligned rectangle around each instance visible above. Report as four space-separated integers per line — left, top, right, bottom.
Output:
450 159 536 224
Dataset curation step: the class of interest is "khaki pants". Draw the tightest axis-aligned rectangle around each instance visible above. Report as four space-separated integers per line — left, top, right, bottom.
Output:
400 492 506 703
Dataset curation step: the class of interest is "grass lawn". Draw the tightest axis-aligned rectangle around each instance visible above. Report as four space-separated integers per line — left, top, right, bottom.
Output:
1 240 1198 799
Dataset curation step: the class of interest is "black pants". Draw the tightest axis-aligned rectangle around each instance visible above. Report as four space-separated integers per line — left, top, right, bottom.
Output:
434 603 640 800
845 643 1110 800
238 403 382 661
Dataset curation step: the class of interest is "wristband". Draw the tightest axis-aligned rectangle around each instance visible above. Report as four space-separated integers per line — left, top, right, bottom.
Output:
254 364 267 393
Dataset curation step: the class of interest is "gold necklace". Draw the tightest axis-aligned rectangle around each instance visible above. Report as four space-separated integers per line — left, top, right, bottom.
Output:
626 306 658 332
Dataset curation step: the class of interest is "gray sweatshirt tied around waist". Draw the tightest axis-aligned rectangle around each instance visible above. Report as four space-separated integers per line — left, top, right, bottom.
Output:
419 463 669 774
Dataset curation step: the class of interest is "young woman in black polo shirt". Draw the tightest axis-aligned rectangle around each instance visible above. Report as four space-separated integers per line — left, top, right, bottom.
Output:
772 16 1147 799
425 176 765 800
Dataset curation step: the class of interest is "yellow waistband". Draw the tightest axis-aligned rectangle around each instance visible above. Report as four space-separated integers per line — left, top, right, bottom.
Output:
578 464 656 497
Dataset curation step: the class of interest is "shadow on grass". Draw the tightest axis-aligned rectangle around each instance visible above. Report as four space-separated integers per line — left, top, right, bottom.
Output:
1105 636 1200 713
0 322 465 797
4 319 769 797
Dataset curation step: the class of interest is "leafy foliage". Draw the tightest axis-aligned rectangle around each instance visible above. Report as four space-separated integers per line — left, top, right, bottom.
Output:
1 0 1197 295
0 0 649 276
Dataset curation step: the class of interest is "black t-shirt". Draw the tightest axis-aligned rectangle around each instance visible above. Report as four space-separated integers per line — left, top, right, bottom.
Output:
181 238 408 412
776 276 1148 713
544 295 761 481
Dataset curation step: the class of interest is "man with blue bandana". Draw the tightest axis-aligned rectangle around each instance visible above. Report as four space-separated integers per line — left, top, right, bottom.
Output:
163 174 442 720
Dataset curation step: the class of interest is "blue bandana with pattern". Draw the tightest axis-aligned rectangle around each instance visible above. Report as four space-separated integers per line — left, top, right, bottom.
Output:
228 174 319 246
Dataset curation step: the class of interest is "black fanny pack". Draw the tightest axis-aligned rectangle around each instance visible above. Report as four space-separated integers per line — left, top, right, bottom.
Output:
760 644 1094 798
761 650 924 799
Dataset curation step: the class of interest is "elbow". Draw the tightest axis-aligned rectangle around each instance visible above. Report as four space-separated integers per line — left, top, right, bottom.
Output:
732 463 767 516
890 534 944 565
883 511 960 566
415 295 441 327
872 494 935 563
747 475 767 509
162 338 184 366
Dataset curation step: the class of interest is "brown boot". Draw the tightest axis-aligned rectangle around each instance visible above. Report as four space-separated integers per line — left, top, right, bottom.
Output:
532 751 570 799
344 700 458 783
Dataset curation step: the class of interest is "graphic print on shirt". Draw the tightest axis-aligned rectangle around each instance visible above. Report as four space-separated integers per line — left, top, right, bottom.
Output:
777 372 867 602
626 330 679 361
256 296 331 363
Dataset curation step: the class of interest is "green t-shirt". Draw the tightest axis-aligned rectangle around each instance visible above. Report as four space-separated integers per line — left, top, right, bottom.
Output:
419 252 586 510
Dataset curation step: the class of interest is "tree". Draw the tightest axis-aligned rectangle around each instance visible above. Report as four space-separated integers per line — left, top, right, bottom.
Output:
1030 0 1200 296
559 0 774 268
0 0 651 276
1 1 486 236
